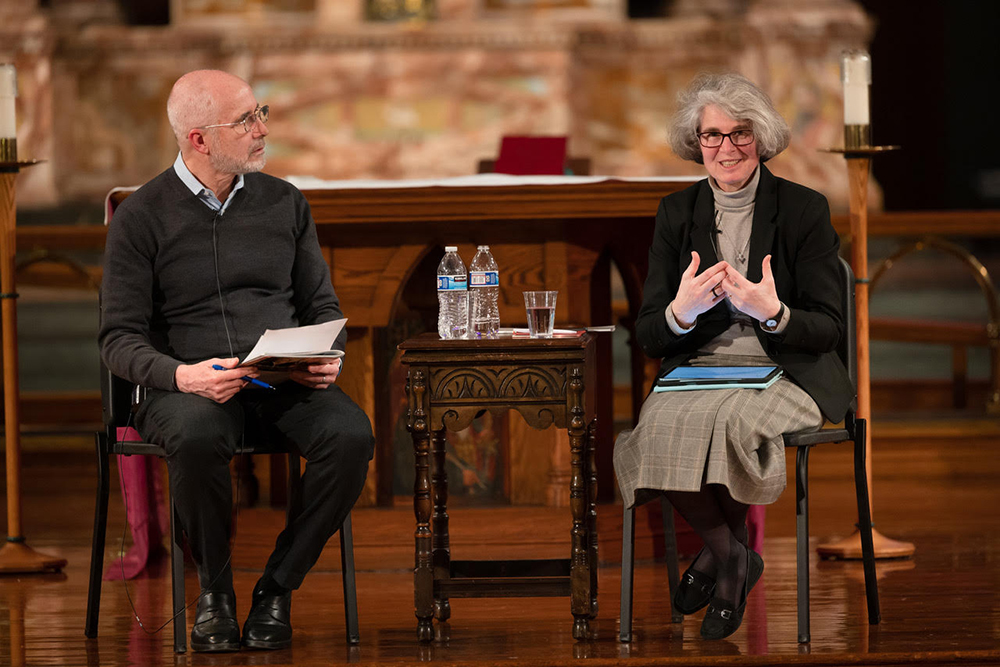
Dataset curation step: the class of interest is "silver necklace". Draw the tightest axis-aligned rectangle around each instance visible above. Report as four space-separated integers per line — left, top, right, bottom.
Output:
714 210 751 264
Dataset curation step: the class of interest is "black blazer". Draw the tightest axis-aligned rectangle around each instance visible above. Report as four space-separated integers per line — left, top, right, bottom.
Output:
635 164 853 422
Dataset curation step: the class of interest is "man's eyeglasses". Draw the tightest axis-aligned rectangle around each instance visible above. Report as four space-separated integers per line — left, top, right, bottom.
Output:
697 129 754 148
198 105 269 135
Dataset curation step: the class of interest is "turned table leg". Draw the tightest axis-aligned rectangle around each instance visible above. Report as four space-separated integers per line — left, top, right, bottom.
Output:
431 428 451 622
568 368 592 640
587 418 599 619
408 369 434 642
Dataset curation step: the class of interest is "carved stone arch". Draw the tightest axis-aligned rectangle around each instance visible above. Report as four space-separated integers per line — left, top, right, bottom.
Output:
606 244 648 324
587 241 651 502
605 244 654 426
372 243 439 328
381 244 511 504
374 243 444 505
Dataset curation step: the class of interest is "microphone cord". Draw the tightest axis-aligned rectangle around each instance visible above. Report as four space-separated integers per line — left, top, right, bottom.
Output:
115 208 246 634
115 410 243 635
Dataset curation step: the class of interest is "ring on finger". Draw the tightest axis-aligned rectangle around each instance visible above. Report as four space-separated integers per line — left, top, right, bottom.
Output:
711 286 720 298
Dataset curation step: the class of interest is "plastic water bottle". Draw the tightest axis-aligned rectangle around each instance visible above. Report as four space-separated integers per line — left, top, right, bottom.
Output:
469 245 500 339
437 246 468 339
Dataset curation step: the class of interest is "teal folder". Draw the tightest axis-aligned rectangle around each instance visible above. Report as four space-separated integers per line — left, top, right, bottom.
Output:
653 366 783 392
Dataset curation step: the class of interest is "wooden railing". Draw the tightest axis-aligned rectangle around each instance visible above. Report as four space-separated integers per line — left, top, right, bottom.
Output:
869 317 991 410
869 236 1000 414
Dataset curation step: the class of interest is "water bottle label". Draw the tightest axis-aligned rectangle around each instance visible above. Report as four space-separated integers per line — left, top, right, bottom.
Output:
469 271 499 287
437 275 468 291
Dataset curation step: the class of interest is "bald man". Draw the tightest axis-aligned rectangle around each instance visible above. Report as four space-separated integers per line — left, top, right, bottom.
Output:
99 70 374 652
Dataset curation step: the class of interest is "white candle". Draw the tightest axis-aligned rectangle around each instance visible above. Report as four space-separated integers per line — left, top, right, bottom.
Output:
841 51 871 126
0 64 16 139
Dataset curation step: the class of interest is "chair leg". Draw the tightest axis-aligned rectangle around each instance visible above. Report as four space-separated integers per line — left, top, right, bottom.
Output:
85 433 112 638
795 445 811 644
619 504 636 642
852 418 881 625
339 512 361 645
659 496 683 624
170 498 187 653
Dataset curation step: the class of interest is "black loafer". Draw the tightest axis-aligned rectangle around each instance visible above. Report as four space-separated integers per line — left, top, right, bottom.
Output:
700 546 764 640
673 548 716 615
242 587 293 650
190 591 240 653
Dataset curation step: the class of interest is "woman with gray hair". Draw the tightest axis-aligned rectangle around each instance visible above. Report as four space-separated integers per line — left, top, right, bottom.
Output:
613 73 851 640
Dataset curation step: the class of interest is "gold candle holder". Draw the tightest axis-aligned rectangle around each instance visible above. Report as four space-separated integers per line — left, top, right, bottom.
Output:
844 124 871 151
0 137 15 162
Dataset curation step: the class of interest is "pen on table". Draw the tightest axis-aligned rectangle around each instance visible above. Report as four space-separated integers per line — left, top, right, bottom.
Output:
212 364 276 391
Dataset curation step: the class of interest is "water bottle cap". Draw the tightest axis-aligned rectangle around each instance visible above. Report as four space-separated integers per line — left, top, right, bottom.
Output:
477 245 489 250
445 246 458 252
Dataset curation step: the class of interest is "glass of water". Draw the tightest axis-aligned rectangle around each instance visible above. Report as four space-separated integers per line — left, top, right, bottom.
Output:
523 291 558 338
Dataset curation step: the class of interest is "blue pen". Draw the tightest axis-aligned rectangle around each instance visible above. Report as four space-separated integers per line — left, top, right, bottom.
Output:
212 364 276 391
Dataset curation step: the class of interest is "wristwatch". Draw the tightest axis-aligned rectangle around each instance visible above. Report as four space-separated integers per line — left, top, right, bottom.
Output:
761 303 785 332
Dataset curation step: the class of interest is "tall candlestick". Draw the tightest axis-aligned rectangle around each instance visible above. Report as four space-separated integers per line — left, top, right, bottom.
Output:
819 50 911 563
0 64 16 162
0 75 65 575
841 50 871 149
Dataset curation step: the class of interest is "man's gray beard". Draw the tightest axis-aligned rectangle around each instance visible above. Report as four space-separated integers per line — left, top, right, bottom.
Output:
209 149 266 175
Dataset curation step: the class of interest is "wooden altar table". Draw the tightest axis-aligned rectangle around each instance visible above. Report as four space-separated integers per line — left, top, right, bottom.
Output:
300 175 694 504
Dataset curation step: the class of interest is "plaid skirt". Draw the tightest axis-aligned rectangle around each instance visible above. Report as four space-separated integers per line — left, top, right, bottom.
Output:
613 356 823 507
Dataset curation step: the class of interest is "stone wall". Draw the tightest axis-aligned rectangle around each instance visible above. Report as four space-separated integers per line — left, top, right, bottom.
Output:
1 0 875 211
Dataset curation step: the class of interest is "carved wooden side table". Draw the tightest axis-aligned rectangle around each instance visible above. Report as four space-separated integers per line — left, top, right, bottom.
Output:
399 333 598 641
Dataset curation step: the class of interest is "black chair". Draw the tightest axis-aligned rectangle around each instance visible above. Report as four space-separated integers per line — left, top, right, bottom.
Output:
85 365 361 653
620 256 880 643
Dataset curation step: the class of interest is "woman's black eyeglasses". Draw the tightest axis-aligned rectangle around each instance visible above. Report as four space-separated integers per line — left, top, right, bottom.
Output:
697 129 754 148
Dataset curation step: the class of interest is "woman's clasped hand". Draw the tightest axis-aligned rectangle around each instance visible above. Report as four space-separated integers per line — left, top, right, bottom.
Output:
721 254 781 324
672 251 783 328
670 251 730 328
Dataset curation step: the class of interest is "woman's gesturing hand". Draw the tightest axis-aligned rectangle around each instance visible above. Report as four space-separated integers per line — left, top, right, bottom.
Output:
722 254 781 322
670 251 730 328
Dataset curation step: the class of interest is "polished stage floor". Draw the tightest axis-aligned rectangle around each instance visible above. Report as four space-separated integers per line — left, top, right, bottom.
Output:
2 421 999 666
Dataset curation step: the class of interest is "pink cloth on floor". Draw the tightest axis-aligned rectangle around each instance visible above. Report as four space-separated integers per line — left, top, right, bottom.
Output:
102 427 169 580
747 504 765 555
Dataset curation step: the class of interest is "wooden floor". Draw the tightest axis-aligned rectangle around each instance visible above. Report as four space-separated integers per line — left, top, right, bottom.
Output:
2 424 1000 666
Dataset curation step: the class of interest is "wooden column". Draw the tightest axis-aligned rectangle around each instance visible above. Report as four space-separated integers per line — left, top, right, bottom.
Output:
849 157 873 498
0 165 66 573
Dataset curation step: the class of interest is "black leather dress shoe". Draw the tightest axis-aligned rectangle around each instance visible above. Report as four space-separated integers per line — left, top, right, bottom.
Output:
190 591 240 653
243 588 293 650
673 547 716 615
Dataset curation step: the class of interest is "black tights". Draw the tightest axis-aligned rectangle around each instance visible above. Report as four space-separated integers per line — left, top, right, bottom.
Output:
665 485 749 603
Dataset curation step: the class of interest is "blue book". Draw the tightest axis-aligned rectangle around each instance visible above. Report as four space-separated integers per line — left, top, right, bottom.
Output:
653 365 782 392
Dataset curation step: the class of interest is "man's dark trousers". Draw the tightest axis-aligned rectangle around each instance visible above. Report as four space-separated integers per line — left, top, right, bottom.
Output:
136 382 374 594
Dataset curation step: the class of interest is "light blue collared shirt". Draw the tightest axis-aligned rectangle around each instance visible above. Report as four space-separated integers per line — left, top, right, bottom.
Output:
172 152 245 214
